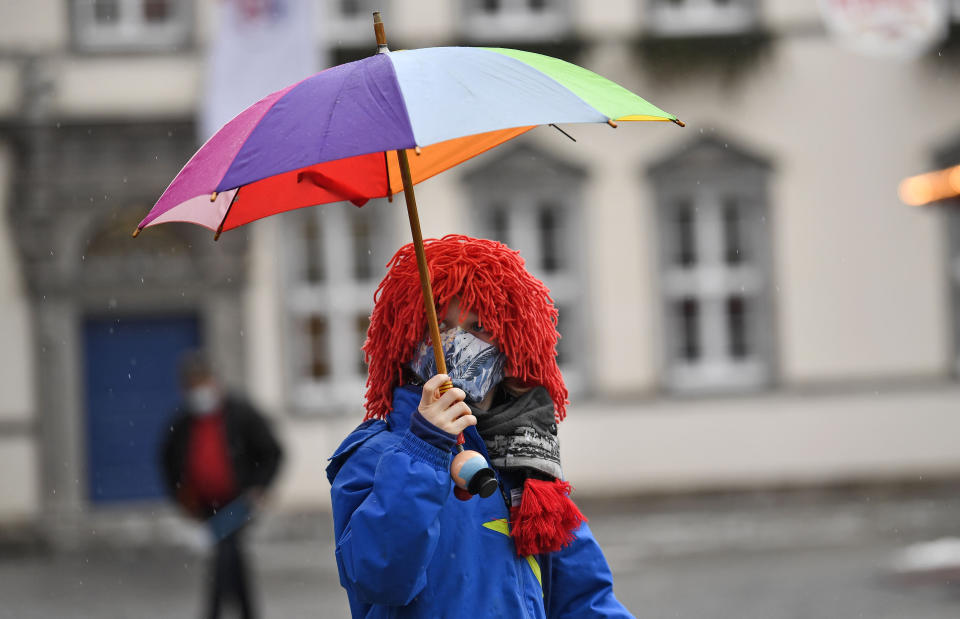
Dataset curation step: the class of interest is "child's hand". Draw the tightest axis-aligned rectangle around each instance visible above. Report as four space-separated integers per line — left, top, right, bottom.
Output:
418 374 477 436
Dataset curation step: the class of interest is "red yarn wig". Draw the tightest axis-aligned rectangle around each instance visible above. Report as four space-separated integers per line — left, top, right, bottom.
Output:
363 235 568 422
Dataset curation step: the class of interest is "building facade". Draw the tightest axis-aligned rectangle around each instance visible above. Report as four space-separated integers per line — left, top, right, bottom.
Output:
2 0 960 543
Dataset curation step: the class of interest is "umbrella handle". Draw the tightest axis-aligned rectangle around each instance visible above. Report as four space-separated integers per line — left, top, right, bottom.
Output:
396 146 484 498
379 11 494 500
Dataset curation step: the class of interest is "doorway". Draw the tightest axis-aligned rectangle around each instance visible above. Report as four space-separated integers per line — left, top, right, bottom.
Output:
83 315 200 503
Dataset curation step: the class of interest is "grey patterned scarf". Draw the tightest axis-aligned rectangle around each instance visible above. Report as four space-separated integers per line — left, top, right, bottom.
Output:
470 386 562 480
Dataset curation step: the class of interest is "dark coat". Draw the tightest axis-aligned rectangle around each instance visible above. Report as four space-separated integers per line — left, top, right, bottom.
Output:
161 395 283 517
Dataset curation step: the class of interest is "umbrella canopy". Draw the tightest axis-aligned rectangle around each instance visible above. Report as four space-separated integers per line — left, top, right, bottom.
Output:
136 46 679 235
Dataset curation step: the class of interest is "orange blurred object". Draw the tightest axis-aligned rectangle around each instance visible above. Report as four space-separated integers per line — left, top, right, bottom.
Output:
899 164 960 206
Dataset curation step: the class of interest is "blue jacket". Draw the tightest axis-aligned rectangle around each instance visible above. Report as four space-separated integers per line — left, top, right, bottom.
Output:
326 385 634 618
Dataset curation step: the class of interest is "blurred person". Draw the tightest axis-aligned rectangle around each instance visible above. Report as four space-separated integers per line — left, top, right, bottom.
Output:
161 351 283 619
326 235 633 618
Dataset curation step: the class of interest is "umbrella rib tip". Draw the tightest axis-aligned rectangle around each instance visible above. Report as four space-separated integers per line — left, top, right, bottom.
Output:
131 226 142 238
672 118 686 128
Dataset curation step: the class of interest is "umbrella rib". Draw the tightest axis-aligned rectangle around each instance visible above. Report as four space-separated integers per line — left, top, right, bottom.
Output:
383 151 393 202
214 189 240 241
549 124 576 142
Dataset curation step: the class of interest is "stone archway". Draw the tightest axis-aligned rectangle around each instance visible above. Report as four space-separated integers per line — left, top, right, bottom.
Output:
8 120 248 544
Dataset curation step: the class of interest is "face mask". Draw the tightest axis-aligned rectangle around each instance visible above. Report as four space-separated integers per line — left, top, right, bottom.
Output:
409 326 506 403
187 385 221 416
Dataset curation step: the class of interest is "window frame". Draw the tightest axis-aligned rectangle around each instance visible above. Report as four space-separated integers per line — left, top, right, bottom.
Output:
324 0 388 48
644 0 761 38
463 142 587 397
71 0 193 54
650 136 775 394
458 0 573 43
282 200 397 416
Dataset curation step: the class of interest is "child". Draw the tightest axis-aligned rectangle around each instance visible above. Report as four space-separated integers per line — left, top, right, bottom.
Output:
326 235 633 618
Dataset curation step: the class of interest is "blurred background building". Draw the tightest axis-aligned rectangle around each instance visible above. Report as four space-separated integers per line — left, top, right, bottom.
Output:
1 0 960 548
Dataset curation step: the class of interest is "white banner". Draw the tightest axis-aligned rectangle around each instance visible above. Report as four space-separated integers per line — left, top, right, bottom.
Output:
200 0 319 141
819 0 950 60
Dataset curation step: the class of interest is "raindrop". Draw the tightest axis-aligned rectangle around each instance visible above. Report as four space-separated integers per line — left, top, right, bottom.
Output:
122 176 127 183
55 122 60 128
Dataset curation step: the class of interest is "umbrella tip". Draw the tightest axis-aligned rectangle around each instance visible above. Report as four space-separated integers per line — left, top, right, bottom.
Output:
131 226 142 238
372 11 389 53
672 118 686 128
607 119 618 128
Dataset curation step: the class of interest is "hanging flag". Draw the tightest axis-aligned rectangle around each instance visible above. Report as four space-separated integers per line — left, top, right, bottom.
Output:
200 0 318 142
818 0 950 60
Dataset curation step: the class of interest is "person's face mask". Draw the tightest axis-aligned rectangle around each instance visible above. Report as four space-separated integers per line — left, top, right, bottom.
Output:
187 384 221 416
409 326 506 403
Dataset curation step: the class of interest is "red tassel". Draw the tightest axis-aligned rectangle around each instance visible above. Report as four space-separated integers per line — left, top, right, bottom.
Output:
510 479 587 556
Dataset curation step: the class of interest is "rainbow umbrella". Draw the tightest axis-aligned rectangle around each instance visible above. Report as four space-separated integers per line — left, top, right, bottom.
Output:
135 45 681 238
135 12 682 405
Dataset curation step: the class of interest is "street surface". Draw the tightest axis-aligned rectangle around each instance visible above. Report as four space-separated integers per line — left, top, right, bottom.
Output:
1 488 958 618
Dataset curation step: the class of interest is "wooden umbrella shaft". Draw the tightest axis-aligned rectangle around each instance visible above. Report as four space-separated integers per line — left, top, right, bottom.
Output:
396 148 449 378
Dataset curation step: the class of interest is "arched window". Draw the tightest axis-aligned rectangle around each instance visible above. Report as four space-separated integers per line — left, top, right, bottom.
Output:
649 134 775 393
283 200 394 413
463 142 587 395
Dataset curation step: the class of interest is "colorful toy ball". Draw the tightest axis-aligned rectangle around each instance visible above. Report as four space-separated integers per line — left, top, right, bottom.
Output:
450 450 498 499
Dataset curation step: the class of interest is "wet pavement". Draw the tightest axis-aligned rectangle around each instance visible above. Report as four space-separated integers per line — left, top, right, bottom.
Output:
2 488 959 618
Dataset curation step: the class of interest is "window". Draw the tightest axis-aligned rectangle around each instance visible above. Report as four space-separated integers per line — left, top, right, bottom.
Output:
949 209 960 375
645 0 760 37
72 0 192 52
464 143 587 395
460 0 571 42
937 135 960 375
326 0 384 48
284 200 395 413
650 135 774 393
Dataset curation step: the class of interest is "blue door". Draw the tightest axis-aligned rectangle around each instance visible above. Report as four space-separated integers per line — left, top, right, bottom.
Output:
83 315 200 503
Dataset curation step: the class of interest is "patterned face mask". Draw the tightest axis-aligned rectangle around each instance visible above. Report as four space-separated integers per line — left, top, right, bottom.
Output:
409 326 506 403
